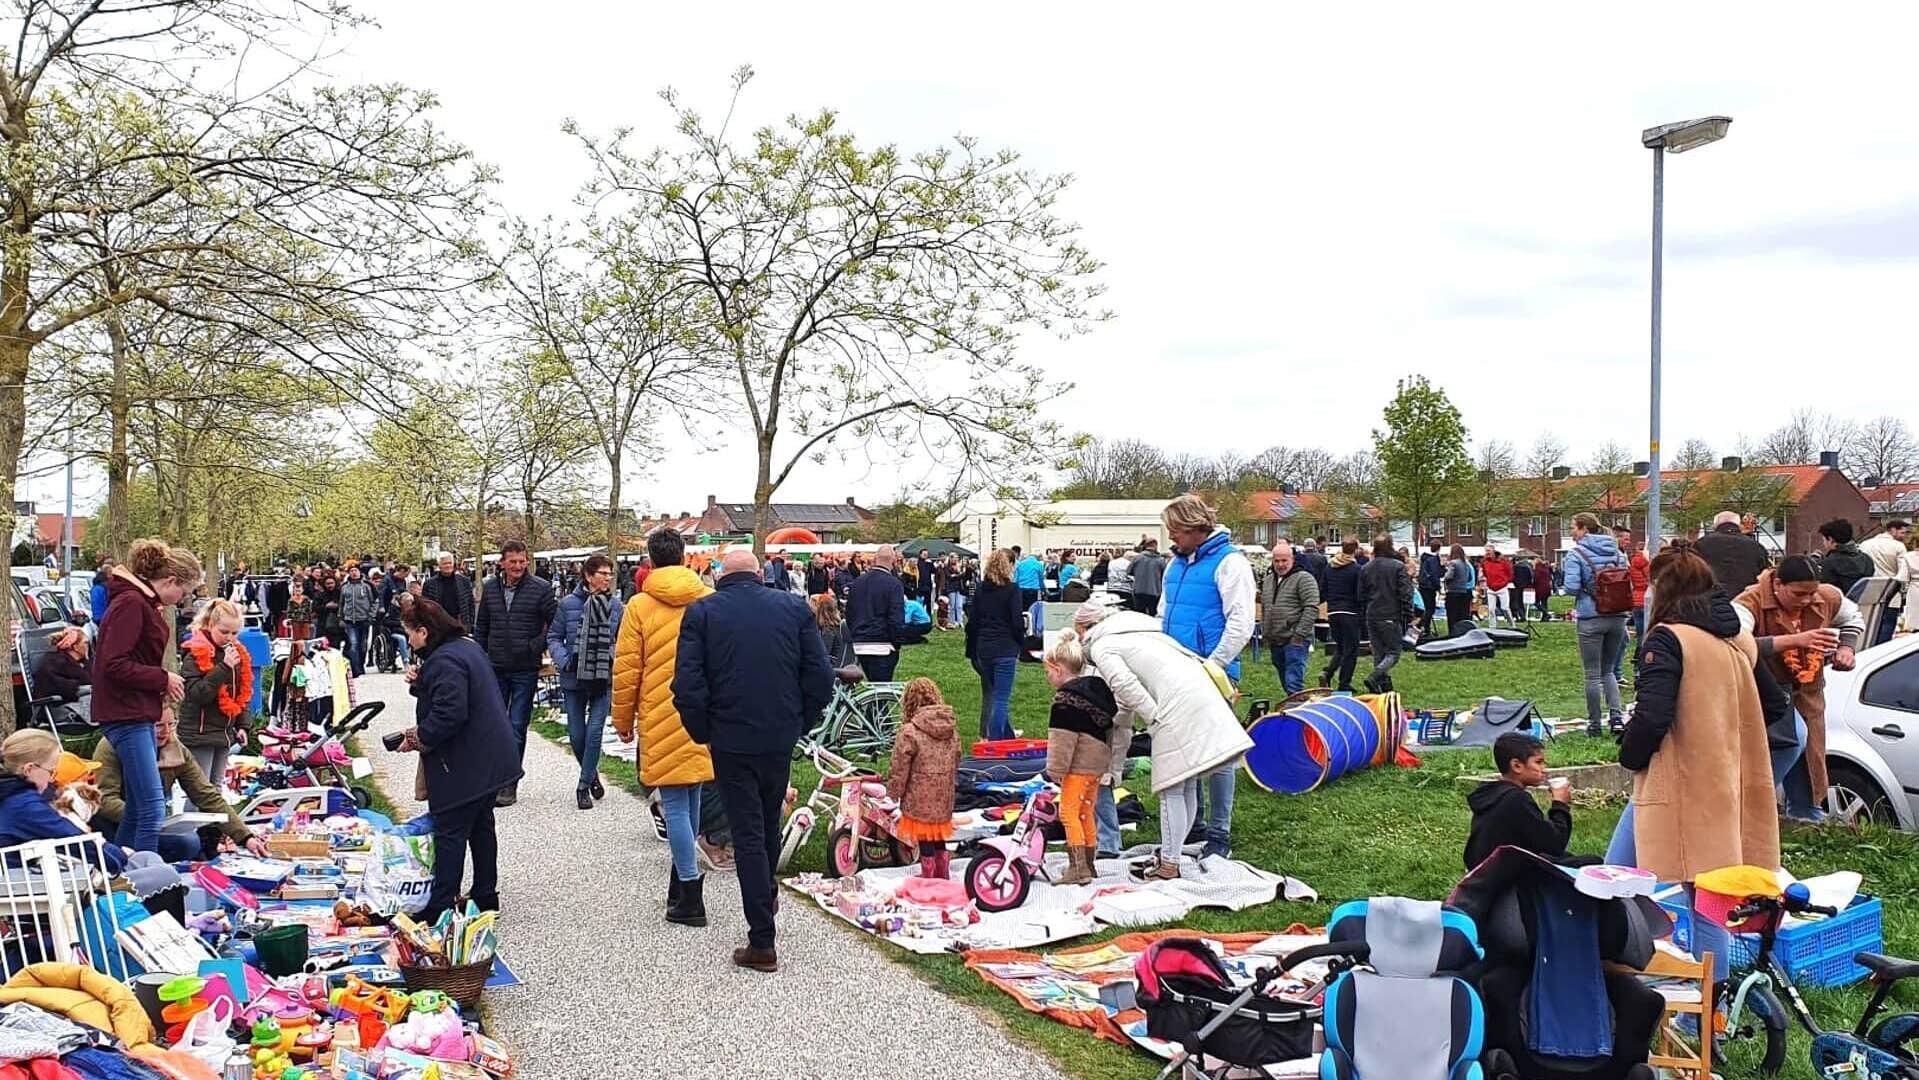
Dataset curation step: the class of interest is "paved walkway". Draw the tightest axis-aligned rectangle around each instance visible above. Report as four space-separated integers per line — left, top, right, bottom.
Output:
355 673 1069 1080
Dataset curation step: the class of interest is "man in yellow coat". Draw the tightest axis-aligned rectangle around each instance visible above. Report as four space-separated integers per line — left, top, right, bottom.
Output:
612 528 714 926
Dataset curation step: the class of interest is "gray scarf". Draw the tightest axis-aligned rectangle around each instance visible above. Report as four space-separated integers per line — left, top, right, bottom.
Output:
578 590 616 683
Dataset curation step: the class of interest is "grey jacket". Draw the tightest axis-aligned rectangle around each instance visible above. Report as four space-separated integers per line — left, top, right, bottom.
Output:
339 579 377 624
1259 567 1320 643
1130 551 1167 597
1360 555 1415 627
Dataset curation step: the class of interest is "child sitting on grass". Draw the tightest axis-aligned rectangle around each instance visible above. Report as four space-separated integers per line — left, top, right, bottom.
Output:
1464 732 1595 870
886 677 958 879
1045 631 1128 885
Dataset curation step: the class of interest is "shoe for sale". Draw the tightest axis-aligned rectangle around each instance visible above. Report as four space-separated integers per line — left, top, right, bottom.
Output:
732 946 778 972
666 874 707 927
590 776 605 801
576 788 593 810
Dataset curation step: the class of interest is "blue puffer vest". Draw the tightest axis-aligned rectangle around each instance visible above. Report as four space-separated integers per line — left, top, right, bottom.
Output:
1161 528 1240 681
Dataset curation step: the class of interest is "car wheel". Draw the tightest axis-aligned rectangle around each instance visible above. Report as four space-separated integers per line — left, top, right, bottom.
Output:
1826 761 1900 826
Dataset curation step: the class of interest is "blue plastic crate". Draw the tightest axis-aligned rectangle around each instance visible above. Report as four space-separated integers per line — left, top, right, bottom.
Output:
1657 894 1883 988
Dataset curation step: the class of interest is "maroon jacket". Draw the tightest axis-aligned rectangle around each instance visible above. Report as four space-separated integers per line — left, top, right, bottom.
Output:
92 571 171 724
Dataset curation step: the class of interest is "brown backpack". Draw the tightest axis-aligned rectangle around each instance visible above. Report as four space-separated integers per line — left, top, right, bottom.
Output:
1573 546 1634 616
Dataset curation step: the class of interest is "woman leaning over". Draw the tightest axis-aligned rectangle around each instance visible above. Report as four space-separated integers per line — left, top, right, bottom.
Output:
92 539 200 854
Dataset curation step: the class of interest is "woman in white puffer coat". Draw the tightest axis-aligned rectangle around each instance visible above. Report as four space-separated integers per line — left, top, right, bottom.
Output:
1077 603 1252 879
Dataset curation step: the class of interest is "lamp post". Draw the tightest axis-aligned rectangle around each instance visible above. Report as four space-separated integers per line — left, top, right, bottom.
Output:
1640 116 1730 549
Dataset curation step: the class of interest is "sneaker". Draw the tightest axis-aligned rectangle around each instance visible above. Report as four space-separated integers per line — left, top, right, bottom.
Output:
1199 841 1232 861
646 792 669 841
698 838 735 872
1585 723 1604 739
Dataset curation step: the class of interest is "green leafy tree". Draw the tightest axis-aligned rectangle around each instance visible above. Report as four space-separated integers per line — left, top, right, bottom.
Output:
1372 377 1474 544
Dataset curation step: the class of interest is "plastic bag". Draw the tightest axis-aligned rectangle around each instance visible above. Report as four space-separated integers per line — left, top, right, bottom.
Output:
361 833 435 915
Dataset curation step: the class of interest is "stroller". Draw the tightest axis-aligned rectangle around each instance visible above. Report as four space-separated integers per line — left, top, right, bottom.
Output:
256 701 384 809
1136 938 1325 1080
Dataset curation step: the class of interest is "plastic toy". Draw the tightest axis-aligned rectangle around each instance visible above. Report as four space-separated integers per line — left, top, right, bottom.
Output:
407 990 452 1014
330 975 410 1023
256 700 383 808
964 783 1063 912
777 740 858 873
251 1016 292 1054
252 1047 295 1079
292 1020 333 1060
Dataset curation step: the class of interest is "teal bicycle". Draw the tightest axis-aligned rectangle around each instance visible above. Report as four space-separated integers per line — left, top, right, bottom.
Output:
801 669 904 760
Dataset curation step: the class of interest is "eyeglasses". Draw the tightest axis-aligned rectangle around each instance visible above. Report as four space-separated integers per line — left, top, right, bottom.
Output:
22 761 52 781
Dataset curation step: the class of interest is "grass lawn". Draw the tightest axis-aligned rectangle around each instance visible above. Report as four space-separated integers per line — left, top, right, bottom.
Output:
533 612 1919 1080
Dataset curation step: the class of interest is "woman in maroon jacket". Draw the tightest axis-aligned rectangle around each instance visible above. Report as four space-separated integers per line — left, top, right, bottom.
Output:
93 538 201 853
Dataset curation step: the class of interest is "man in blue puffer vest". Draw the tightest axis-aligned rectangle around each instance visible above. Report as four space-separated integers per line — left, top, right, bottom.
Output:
1158 494 1256 860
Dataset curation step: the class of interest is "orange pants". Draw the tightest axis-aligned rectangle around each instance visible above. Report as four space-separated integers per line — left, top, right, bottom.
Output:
1060 773 1100 848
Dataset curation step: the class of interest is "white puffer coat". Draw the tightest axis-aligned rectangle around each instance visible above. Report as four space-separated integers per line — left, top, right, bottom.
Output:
1083 611 1252 792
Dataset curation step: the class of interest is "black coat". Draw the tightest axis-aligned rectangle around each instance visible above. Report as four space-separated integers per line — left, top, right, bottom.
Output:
1360 555 1415 626
672 572 833 757
1694 524 1772 595
846 567 905 646
420 571 476 630
474 573 557 673
965 579 1025 662
411 636 523 811
1463 780 1574 870
1322 557 1363 615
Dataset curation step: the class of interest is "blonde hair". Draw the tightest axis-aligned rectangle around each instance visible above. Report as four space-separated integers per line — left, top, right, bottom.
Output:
2 729 59 775
1045 629 1086 675
192 598 243 632
983 549 1013 586
1162 494 1218 532
1572 512 1604 534
127 538 204 588
809 592 841 630
899 677 944 718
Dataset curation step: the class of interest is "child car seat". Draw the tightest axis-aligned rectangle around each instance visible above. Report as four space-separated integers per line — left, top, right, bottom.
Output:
1319 897 1490 1080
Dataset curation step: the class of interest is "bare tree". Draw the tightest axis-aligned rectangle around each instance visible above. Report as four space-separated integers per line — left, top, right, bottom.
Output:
1846 416 1919 484
1756 409 1856 466
1523 434 1567 479
1671 438 1719 472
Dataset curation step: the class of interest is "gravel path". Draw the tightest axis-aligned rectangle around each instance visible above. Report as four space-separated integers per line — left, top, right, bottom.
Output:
355 673 1071 1080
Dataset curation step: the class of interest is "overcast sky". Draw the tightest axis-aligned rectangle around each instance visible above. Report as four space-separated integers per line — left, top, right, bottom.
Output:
33 3 1919 517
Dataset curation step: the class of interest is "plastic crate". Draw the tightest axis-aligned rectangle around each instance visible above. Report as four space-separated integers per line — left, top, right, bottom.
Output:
969 738 1048 760
1658 894 1883 988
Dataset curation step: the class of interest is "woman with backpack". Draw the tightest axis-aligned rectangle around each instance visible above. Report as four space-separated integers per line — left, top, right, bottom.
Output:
1563 513 1632 737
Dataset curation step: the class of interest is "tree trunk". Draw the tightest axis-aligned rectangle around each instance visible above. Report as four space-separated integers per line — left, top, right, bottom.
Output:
104 305 132 559
605 445 623 562
0 170 35 734
171 420 190 541
752 436 775 558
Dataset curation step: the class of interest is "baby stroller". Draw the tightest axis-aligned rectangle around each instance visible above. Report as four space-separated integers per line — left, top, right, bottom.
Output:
1136 938 1324 1079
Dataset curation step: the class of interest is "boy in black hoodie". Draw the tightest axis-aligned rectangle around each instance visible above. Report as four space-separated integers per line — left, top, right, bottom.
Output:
1463 732 1582 870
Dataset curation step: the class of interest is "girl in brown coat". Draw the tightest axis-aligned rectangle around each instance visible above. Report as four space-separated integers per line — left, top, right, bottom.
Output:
886 678 959 879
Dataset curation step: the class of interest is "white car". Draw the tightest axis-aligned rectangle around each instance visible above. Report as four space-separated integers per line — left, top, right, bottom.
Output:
1823 628 1919 827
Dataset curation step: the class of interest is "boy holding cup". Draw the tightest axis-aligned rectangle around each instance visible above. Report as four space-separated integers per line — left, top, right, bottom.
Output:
1464 732 1594 870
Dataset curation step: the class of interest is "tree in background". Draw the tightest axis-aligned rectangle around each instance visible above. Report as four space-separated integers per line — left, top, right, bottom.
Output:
1057 437 1173 498
858 496 952 544
572 68 1105 555
1453 439 1521 540
1847 416 1919 484
1568 441 1640 527
1671 438 1720 472
1755 409 1856 467
1373 377 1473 544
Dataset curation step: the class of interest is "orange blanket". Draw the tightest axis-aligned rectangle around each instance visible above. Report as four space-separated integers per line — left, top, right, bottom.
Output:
965 926 1316 1048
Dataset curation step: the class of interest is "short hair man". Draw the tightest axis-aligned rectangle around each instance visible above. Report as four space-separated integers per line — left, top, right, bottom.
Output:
474 539 557 806
1259 542 1320 695
1462 733 1583 870
1860 520 1912 645
1818 518 1874 596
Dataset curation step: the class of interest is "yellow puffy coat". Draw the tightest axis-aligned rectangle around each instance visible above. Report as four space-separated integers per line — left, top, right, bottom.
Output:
0 962 154 1046
611 566 715 787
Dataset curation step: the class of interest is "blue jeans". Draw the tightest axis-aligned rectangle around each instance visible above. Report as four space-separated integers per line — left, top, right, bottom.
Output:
1770 710 1819 819
388 631 410 667
1095 783 1120 855
1605 800 1636 867
1617 608 1645 681
948 592 965 626
1197 764 1236 851
1274 641 1309 695
103 723 164 855
975 655 1017 741
344 621 369 677
562 685 610 791
657 784 703 882
495 669 539 766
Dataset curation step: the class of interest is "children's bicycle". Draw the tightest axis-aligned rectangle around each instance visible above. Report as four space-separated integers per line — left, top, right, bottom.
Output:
1720 882 1919 1078
824 767 917 877
776 740 859 873
963 783 1061 912
802 669 905 760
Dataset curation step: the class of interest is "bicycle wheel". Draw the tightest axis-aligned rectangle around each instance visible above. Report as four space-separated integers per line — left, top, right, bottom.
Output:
847 685 904 758
1748 985 1789 1075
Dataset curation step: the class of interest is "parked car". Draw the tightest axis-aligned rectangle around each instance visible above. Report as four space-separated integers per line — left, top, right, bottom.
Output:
1823 629 1919 827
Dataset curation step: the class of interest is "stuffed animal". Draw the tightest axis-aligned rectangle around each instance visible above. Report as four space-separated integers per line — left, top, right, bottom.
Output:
375 1005 466 1060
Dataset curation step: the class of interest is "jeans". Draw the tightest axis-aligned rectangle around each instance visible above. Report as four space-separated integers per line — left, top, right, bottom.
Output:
1510 585 1526 622
562 685 610 791
1488 587 1512 626
712 752 791 949
103 723 164 855
1618 607 1646 681
1323 614 1361 689
494 669 539 766
1418 587 1438 634
1274 641 1309 695
1158 778 1199 863
426 796 498 921
1132 594 1160 617
1577 615 1628 726
344 621 370 677
157 831 203 863
974 655 1017 741
1605 800 1636 867
1771 710 1819 819
1366 618 1403 686
1095 784 1121 855
1195 764 1235 851
855 650 898 683
188 744 230 791
947 592 965 626
388 631 411 668
1604 803 1729 979
657 784 703 882
1535 590 1552 620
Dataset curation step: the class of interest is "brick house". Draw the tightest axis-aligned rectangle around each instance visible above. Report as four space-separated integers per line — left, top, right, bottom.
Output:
1861 483 1919 530
695 495 876 543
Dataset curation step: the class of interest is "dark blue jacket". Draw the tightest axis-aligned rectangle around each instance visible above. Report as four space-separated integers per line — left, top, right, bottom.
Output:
410 636 523 811
474 573 557 673
1418 551 1444 591
0 775 125 873
90 581 109 627
672 572 833 757
1323 557 1363 615
846 567 905 646
547 585 623 691
420 571 476 631
1299 549 1329 596
965 579 1025 662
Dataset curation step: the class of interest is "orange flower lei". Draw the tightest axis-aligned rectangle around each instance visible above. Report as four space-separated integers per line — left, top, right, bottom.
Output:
184 634 254 719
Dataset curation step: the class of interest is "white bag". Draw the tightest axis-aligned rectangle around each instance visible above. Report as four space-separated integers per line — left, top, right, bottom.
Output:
361 833 435 915
176 995 236 1069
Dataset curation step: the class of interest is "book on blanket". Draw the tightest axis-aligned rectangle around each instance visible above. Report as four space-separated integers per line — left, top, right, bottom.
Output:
118 912 215 972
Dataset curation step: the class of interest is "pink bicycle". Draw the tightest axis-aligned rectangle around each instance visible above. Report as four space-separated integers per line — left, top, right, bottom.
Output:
963 784 1061 912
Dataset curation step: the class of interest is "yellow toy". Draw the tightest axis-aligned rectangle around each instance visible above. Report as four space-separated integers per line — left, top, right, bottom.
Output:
328 976 410 1023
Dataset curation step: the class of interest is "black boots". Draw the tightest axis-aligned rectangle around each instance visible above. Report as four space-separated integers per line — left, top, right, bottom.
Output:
666 870 707 927
576 788 593 810
495 783 518 807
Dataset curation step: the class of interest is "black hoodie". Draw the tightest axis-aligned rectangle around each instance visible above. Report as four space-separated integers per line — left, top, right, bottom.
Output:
1619 588 1792 771
1463 779 1573 870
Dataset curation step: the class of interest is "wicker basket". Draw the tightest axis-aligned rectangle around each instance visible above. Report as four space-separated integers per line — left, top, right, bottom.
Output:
398 959 491 1009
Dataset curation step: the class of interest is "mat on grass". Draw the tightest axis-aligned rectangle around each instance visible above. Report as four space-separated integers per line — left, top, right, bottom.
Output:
786 849 1315 954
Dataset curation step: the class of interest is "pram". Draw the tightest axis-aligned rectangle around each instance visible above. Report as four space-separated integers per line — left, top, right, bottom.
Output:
1136 938 1325 1080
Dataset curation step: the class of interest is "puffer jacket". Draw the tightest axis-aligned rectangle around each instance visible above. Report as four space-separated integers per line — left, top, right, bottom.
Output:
547 585 625 691
1562 533 1626 619
1082 611 1251 792
609 566 714 786
338 579 377 623
474 572 557 673
176 631 240 750
1322 553 1362 615
887 705 959 824
0 963 152 1048
1259 566 1320 643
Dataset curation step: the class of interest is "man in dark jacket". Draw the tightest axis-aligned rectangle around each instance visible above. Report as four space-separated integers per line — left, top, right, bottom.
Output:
1129 540 1166 616
378 564 414 671
1817 518 1875 597
1297 538 1330 597
673 548 832 973
915 549 937 609
846 546 906 681
1358 538 1414 694
421 552 476 630
1510 557 1533 624
1694 511 1772 595
1463 733 1582 870
1259 542 1320 694
473 539 557 807
1417 541 1443 635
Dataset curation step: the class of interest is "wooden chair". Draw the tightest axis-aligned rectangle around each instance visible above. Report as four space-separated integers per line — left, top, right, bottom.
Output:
1610 944 1712 1080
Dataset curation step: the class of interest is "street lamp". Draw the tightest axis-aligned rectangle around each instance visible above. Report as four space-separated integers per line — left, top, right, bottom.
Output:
1641 115 1731 550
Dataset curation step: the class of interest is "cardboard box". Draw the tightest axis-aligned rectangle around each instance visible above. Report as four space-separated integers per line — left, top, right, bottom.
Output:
267 834 331 858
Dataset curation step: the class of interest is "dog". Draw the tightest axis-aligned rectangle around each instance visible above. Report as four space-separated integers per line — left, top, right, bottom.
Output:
51 781 100 835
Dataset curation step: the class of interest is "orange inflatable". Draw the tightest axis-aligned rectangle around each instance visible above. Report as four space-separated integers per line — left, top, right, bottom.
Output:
764 527 821 545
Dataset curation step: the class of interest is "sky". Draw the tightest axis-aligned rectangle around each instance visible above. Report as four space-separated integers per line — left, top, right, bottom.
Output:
30 3 1919 517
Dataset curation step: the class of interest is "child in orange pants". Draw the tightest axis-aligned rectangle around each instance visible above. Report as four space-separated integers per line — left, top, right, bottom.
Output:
1045 631 1127 886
